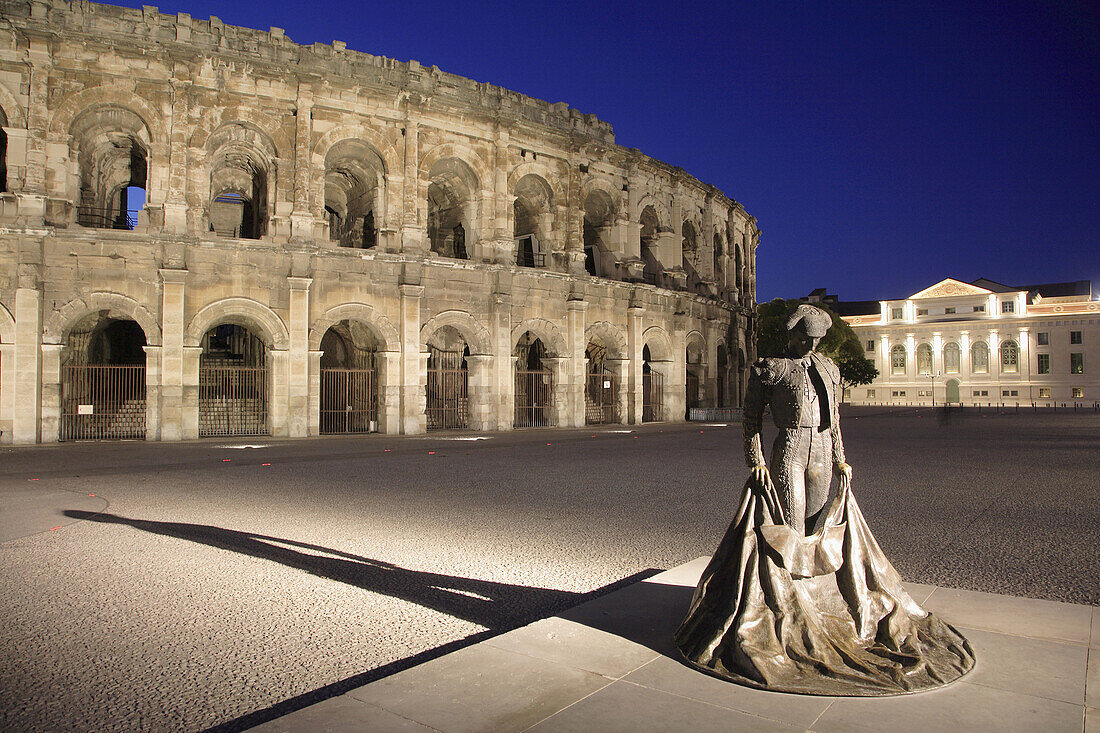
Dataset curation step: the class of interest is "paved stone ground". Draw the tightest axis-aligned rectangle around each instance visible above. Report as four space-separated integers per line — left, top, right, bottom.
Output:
1 407 1097 732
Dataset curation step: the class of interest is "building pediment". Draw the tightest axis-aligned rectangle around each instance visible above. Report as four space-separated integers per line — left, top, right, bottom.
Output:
910 279 992 299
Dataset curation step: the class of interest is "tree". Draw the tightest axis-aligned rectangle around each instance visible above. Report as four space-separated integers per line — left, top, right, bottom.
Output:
756 298 878 388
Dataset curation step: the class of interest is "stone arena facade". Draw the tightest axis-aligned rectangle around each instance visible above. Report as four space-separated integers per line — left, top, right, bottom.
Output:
0 0 758 444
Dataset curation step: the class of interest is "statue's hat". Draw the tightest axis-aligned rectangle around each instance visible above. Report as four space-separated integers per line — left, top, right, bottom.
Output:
786 304 832 337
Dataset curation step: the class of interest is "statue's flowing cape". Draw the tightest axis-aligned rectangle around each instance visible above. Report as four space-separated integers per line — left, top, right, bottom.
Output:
675 475 975 696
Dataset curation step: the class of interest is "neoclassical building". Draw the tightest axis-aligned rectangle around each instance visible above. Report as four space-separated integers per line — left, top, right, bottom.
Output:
838 278 1097 406
0 1 758 444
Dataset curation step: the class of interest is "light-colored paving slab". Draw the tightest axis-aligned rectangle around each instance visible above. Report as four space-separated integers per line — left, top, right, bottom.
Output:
921 585 1092 645
1088 647 1099 709
268 557 1095 732
901 580 937 606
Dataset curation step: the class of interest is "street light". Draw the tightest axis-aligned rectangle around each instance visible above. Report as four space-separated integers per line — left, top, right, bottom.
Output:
931 370 940 407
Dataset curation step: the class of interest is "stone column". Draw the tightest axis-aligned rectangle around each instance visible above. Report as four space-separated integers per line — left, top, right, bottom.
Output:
466 355 494 430
182 345 202 439
307 349 322 436
565 299 587 427
492 132 512 265
13 286 42 444
0 342 13 442
39 343 61 443
491 277 513 430
164 76 191 234
377 350 402 434
400 120 422 254
143 345 161 440
268 349 289 436
627 305 644 425
286 276 312 437
159 269 187 441
289 88 314 243
399 284 425 434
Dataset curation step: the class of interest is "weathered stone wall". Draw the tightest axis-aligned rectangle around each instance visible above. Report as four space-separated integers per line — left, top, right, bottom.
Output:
0 0 759 443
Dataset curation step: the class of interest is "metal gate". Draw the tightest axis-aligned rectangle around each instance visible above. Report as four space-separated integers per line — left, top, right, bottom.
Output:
426 348 468 430
686 368 701 415
199 365 267 436
321 368 377 434
60 365 146 440
643 370 664 422
515 368 553 428
585 369 619 424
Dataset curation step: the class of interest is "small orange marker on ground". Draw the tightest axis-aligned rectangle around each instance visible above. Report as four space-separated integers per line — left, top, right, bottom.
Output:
428 451 436 455
29 478 39 481
49 526 61 531
262 463 271 466
384 448 391 452
222 458 231 462
89 493 95 497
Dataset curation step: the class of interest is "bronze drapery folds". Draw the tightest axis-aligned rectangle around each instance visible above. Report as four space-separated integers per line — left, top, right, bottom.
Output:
675 473 975 696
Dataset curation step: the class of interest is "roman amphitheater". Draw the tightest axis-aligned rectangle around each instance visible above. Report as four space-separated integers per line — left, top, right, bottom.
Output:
0 1 758 444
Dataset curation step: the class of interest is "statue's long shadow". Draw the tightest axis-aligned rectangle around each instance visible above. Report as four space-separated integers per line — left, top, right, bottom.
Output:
63 510 587 631
62 509 662 733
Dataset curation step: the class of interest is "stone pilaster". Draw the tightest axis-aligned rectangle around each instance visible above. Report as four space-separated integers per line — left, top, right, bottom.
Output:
565 299 587 427
490 278 513 430
400 120 422 253
0 342 13 441
142 345 161 440
627 304 644 425
307 349 322 436
164 76 191 234
159 269 187 441
399 283 424 434
287 276 312 437
269 349 289 436
39 343 61 443
289 88 314 243
13 287 42 444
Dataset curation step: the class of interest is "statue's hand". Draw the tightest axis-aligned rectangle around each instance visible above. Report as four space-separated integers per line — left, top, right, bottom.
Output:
750 464 770 489
835 462 853 481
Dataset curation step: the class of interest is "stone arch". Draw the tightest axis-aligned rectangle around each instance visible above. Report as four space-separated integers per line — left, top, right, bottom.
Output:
308 302 400 352
44 292 161 346
510 318 567 357
0 301 15 343
419 310 492 355
424 153 482 258
49 87 165 143
0 80 27 129
584 321 628 359
506 161 563 198
204 120 279 239
419 142 491 186
321 137 389 245
188 106 290 158
685 330 707 364
312 124 400 176
184 297 289 350
635 194 671 231
642 325 674 362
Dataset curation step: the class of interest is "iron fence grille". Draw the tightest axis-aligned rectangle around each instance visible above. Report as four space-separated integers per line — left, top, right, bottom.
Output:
426 349 468 430
585 370 619 424
61 365 146 440
686 369 701 413
643 370 665 422
199 365 267 436
515 368 553 427
320 368 378 434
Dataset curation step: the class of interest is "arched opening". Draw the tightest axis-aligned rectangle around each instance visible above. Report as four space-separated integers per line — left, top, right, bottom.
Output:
1000 340 1019 373
427 158 477 259
639 206 662 285
199 323 268 436
943 342 961 374
971 341 989 374
713 232 723 286
891 344 907 375
325 139 384 248
642 344 664 422
71 106 150 230
513 174 552 268
426 326 469 429
583 189 616 278
0 107 9 193
61 314 147 440
207 124 274 240
682 220 699 291
319 320 380 433
514 332 553 428
945 378 961 404
585 338 620 424
917 343 933 375
686 340 705 415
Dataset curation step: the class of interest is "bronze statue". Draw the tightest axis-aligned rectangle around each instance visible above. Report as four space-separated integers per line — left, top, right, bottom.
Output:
675 304 974 696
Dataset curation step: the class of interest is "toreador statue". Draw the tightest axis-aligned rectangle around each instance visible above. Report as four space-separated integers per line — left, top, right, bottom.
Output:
675 304 974 696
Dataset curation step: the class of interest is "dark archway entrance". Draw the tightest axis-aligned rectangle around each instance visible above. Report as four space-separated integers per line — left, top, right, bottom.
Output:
426 326 469 430
514 332 553 428
320 321 379 434
585 340 619 425
642 344 664 422
61 316 147 440
945 378 961 405
199 324 268 436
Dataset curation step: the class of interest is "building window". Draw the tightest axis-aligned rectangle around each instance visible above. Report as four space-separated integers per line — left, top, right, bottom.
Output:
1070 331 1082 344
1037 332 1049 346
1038 387 1050 398
917 343 933 375
1001 301 1015 314
891 345 906 375
974 304 985 313
892 390 906 397
891 307 904 320
943 342 960 374
1000 340 1018 373
1070 353 1084 374
1072 387 1083 398
866 340 874 352
917 390 932 397
1001 389 1018 397
971 341 989 374
945 307 956 314
972 389 989 397
917 308 929 316
866 389 875 398
1037 354 1050 374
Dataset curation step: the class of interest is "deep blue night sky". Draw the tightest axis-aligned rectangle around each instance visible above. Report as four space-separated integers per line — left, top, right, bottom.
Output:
106 0 1100 302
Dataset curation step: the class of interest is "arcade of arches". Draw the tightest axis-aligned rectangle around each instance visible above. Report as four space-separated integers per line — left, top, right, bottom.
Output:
0 1 758 443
